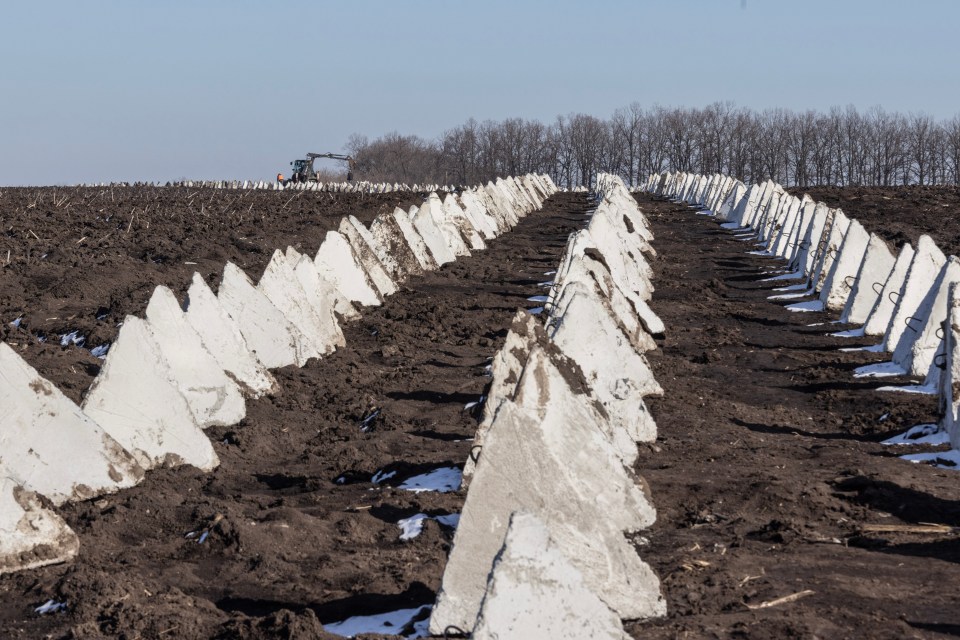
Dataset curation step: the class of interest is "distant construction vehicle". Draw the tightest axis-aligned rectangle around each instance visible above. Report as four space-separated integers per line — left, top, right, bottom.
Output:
286 152 355 184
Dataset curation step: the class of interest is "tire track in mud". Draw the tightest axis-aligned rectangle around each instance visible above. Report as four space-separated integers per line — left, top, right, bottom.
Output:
631 194 960 639
0 193 590 638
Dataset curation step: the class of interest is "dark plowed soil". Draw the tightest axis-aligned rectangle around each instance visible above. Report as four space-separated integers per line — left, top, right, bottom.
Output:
787 185 960 256
0 187 428 404
0 192 587 638
631 193 960 639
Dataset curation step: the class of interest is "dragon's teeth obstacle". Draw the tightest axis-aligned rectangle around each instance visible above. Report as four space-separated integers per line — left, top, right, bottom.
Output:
0 174 557 575
429 173 667 636
646 169 960 463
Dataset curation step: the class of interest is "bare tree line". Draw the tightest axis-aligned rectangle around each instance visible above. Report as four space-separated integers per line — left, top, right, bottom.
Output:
344 102 960 189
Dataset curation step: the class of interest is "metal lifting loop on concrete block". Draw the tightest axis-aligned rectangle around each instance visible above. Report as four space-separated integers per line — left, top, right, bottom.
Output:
844 275 857 288
937 322 946 340
469 445 483 463
905 316 922 330
872 281 885 295
889 290 902 303
935 352 947 370
443 625 469 638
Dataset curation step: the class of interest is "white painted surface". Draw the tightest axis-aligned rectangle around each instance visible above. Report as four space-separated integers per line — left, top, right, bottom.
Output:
0 342 144 504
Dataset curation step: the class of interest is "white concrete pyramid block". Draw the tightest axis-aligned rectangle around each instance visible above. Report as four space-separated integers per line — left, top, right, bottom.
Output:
462 311 640 486
786 198 816 267
864 243 915 337
771 196 802 258
812 210 849 294
0 343 144 504
429 347 662 634
793 203 829 275
885 236 946 353
369 211 427 280
442 194 486 251
586 209 655 302
218 262 309 368
0 479 79 575
388 207 438 271
938 283 960 449
258 250 340 357
820 219 870 311
338 217 399 297
457 191 499 239
286 248 359 322
471 512 630 640
145 286 246 428
184 273 277 397
840 234 896 325
314 231 382 307
548 282 662 441
423 193 471 257
411 199 458 266
82 316 219 471
901 257 960 376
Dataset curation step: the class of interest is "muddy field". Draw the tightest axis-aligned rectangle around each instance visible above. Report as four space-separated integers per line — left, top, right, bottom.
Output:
2 186 960 638
0 187 427 404
787 185 960 256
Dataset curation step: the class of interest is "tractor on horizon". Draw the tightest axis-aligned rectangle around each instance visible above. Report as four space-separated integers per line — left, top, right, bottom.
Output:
284 152 355 184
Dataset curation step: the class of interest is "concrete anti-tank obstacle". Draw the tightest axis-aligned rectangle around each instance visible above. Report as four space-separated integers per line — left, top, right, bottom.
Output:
863 243 915 337
337 216 399 297
387 208 438 272
769 196 802 258
461 310 641 487
900 256 960 377
82 316 219 472
471 512 630 640
716 181 746 221
422 193 472 257
0 342 144 504
259 250 345 358
457 191 499 240
794 203 830 278
548 282 662 438
411 200 458 266
819 219 871 311
145 286 247 428
217 262 311 368
785 197 816 268
840 234 896 325
884 236 946 353
368 211 427 281
811 210 850 296
442 194 486 251
183 272 278 397
428 347 663 634
0 479 79 576
285 247 360 322
938 283 960 450
585 211 655 303
314 231 383 307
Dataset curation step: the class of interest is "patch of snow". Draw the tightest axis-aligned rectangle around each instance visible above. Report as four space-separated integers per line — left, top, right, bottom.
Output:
769 292 812 300
10 317 22 328
773 283 810 292
398 467 462 493
528 306 544 315
761 270 806 282
544 270 556 275
854 361 907 378
831 328 866 338
34 600 67 615
747 250 772 256
876 383 937 395
720 222 743 230
90 344 110 359
901 449 960 469
786 300 825 313
59 330 85 347
883 424 948 446
324 605 432 638
526 295 549 302
371 469 397 485
397 512 460 541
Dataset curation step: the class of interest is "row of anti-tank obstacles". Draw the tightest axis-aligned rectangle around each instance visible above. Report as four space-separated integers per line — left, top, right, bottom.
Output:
78 179 451 193
425 173 667 639
643 170 960 464
0 173 557 576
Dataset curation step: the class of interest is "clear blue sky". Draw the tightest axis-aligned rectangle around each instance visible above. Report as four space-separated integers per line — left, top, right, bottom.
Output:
2 0 958 186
